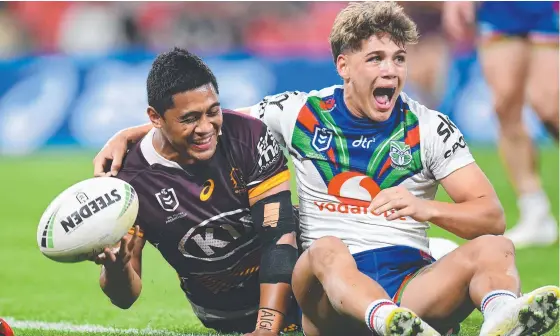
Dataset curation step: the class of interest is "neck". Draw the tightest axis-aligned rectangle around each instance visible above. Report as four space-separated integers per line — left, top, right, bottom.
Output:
343 86 367 119
152 129 197 166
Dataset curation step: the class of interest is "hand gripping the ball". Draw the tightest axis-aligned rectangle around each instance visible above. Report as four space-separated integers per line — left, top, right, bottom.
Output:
92 225 141 271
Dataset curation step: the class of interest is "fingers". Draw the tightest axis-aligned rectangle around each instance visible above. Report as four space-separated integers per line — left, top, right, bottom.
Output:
367 187 398 213
109 151 124 177
372 199 404 216
104 248 117 263
127 225 140 251
386 208 411 221
93 155 109 177
118 236 128 256
92 253 105 265
92 248 117 266
368 193 388 213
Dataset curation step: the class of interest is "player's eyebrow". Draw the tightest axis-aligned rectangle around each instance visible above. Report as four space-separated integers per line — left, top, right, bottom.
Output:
365 49 407 57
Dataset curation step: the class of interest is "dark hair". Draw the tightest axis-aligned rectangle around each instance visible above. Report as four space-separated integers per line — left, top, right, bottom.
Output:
147 47 219 115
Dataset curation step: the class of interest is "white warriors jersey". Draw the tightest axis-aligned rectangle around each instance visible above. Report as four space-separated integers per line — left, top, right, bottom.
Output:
249 85 474 254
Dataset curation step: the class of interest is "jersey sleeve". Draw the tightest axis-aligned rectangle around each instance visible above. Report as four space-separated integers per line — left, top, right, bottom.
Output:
425 112 475 181
243 120 290 199
248 91 308 148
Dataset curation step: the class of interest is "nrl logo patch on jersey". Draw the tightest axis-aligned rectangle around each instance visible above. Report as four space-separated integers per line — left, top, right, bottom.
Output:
155 188 179 212
312 126 334 152
389 141 413 170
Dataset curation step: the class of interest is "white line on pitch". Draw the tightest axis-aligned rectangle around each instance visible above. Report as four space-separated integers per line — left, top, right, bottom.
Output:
3 316 217 335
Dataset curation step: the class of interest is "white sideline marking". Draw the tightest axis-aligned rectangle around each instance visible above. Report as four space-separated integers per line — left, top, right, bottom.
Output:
3 316 216 335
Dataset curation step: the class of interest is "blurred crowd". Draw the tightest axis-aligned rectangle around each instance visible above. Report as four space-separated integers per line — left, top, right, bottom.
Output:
0 1 449 58
0 1 453 105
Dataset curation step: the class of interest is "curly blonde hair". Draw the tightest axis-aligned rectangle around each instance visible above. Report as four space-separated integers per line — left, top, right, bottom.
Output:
329 1 419 63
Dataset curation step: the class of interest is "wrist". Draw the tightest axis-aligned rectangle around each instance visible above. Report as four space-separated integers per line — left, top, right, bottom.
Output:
256 307 284 334
423 199 439 222
118 128 134 143
104 259 131 276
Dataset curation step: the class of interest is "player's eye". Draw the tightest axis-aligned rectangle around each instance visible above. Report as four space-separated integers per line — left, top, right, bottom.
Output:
395 55 406 64
182 116 198 124
207 109 220 117
367 55 382 63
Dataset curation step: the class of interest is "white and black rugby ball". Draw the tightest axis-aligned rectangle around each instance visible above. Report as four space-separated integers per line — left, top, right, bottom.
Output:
37 177 139 263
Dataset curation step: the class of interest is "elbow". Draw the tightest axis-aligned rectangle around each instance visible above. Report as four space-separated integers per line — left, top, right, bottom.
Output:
111 300 134 310
493 211 507 236
484 201 506 236
111 297 137 310
490 199 506 235
465 201 505 240
100 278 141 310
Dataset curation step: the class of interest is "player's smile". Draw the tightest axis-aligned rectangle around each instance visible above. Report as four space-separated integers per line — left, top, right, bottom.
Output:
148 83 223 165
190 133 216 152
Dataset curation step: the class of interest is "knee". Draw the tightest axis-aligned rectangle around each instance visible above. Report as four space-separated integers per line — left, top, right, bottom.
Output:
307 236 346 260
493 88 525 123
470 235 515 264
307 236 350 280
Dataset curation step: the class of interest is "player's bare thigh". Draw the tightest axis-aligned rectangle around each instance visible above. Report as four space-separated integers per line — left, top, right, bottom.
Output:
292 246 370 336
527 41 559 127
478 38 530 121
398 235 518 332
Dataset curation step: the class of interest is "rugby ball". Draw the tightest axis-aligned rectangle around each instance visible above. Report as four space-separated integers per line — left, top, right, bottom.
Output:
37 177 139 263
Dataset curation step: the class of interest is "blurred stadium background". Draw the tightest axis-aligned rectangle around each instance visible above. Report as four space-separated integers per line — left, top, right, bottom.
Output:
0 1 557 335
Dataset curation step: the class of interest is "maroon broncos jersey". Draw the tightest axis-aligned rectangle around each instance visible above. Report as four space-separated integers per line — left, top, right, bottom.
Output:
116 110 290 323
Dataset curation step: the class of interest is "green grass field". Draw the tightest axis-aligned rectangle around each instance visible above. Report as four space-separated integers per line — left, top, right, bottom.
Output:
0 146 558 336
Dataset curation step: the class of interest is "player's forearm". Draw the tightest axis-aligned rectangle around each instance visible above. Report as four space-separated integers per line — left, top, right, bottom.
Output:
122 123 152 144
99 263 142 309
426 196 506 239
256 283 291 334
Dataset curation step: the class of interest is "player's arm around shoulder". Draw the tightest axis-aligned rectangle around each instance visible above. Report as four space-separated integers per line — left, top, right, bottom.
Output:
94 225 146 309
424 110 506 239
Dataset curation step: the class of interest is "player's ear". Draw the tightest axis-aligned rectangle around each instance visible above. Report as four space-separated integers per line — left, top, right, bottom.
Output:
336 54 350 81
147 106 163 128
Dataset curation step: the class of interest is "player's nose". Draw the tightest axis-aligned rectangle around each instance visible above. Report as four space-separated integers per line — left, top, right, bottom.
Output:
379 59 397 77
194 118 214 134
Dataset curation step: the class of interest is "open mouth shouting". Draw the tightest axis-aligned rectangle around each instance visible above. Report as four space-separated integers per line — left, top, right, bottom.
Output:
373 86 397 111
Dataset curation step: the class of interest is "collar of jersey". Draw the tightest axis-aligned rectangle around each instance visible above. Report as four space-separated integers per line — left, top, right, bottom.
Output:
140 128 184 170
